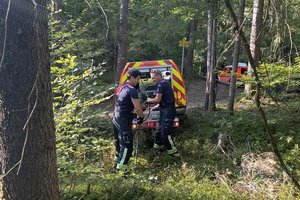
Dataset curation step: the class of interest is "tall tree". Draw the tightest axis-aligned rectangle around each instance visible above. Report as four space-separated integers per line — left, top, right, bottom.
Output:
51 0 59 20
184 20 198 79
117 0 129 80
205 0 218 111
227 0 245 112
244 0 264 96
0 0 59 199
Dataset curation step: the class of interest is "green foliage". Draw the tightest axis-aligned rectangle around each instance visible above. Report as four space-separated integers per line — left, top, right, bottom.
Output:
121 0 208 65
256 61 300 97
49 0 300 198
258 62 300 86
49 0 119 67
241 59 300 99
51 55 116 196
51 54 115 107
261 0 300 62
51 55 299 199
56 93 300 199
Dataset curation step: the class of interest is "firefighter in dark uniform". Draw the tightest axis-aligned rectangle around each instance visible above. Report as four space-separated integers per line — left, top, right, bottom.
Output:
113 69 144 173
146 69 179 156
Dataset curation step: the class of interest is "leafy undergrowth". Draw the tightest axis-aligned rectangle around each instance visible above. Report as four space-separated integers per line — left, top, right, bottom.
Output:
57 94 300 199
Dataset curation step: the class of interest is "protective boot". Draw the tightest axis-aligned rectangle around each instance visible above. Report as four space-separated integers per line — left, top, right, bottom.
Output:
116 164 130 178
153 143 163 156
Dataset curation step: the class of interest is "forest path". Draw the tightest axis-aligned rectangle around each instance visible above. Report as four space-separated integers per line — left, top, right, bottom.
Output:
186 78 243 109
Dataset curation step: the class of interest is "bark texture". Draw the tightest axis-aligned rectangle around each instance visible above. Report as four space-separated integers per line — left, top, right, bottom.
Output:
51 0 59 20
117 0 129 80
184 20 198 78
227 0 245 112
0 1 59 199
244 0 264 96
205 0 218 111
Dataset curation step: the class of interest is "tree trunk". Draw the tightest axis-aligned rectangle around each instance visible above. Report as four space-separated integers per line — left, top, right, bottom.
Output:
210 11 217 110
51 0 59 20
228 0 245 112
184 20 198 79
117 0 129 80
205 0 218 111
0 1 59 199
244 0 264 97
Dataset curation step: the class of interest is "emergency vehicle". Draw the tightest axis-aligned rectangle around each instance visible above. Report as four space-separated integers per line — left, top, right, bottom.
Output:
117 60 187 129
217 62 248 85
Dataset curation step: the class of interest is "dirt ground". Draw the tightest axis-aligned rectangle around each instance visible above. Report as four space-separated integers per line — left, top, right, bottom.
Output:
186 79 243 109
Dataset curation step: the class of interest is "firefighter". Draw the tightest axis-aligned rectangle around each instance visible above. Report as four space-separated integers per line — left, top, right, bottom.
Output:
146 69 179 157
113 69 144 174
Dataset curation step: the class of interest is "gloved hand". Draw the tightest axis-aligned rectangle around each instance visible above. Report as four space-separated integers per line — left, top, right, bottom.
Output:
136 117 144 125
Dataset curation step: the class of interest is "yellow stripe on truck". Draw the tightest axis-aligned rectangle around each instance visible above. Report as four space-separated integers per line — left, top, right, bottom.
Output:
132 62 142 68
173 78 186 95
179 98 186 105
172 68 183 82
120 62 142 84
172 68 185 92
172 68 184 82
173 91 186 107
176 91 186 105
120 72 127 84
171 67 186 106
157 60 167 66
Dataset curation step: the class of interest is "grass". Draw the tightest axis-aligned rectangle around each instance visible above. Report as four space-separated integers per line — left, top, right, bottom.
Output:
58 96 300 199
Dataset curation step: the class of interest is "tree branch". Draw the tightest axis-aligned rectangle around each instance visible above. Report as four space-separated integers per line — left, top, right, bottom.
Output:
96 0 109 39
225 0 300 191
0 0 11 71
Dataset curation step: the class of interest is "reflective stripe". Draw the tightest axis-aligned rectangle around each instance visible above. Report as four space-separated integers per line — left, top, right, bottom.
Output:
173 80 185 95
167 135 177 154
154 143 163 149
172 68 184 83
173 87 186 106
119 62 142 84
167 148 177 154
157 60 167 66
120 148 128 165
132 62 142 68
120 72 128 84
168 135 175 149
116 163 128 170
179 98 186 105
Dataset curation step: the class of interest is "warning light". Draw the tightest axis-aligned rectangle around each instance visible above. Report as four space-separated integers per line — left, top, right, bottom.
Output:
177 91 182 100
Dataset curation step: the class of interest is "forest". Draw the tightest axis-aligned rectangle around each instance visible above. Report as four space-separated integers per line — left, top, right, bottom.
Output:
0 0 300 199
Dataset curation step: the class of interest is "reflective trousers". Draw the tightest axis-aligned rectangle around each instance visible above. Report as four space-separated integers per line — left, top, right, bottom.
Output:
154 107 177 154
113 114 133 169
